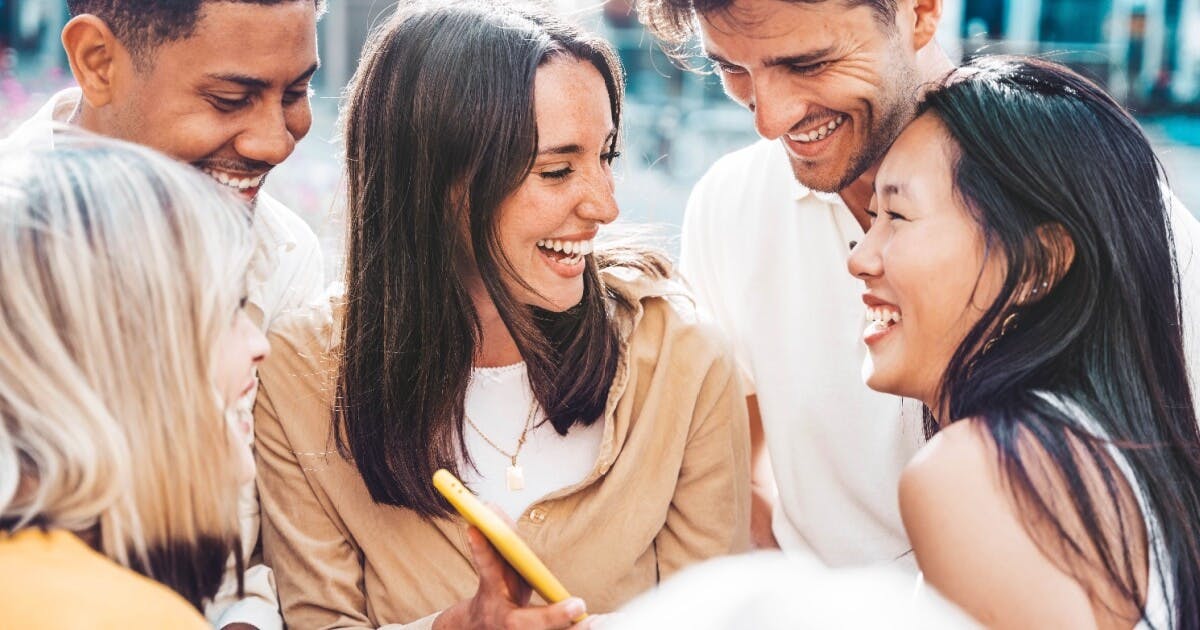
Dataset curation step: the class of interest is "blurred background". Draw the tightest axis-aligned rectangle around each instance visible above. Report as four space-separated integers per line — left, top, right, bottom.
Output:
2 0 1199 271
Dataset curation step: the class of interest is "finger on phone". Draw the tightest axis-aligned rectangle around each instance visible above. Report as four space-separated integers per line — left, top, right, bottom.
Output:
466 526 531 603
506 597 588 630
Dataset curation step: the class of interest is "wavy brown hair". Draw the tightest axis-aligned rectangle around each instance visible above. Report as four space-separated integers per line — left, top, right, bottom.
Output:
337 0 660 517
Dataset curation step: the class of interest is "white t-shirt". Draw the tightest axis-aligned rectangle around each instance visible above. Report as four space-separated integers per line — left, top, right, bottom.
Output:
681 139 926 569
681 138 1200 570
459 363 604 520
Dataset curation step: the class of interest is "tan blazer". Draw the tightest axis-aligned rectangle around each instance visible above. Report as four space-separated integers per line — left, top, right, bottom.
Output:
254 266 751 629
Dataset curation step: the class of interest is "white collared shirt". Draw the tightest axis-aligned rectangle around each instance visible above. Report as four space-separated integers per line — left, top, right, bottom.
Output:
3 88 327 630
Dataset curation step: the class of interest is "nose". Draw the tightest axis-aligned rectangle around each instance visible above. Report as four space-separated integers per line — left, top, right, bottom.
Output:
847 223 885 280
240 313 271 363
751 74 809 141
577 169 619 225
233 100 310 166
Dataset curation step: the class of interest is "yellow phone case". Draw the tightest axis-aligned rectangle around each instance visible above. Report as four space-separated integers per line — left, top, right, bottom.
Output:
432 469 585 620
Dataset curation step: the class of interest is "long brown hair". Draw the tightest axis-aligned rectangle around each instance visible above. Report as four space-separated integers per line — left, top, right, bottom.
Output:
338 0 640 517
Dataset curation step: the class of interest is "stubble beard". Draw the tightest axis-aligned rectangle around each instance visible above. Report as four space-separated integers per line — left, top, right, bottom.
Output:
788 62 921 194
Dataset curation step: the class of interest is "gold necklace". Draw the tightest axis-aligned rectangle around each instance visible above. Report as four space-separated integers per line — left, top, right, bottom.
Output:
464 394 539 491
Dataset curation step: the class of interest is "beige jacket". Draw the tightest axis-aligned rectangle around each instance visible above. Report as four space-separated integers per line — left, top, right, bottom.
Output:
254 265 751 629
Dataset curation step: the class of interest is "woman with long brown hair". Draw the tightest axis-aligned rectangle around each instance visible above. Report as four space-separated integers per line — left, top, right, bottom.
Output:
254 1 750 628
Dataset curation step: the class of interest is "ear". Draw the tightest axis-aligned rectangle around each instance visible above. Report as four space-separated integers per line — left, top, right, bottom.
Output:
1018 222 1076 305
905 0 943 52
61 15 127 109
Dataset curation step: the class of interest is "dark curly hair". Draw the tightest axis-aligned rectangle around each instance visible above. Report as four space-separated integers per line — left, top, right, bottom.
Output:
67 0 327 61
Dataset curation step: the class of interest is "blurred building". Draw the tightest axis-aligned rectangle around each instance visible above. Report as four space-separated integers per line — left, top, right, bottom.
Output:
2 0 1198 108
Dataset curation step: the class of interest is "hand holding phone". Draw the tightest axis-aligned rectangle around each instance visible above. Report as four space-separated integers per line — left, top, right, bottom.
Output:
433 469 587 623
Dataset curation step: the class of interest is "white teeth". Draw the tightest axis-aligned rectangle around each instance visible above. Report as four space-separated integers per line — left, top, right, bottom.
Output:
790 115 846 144
865 306 902 325
537 238 595 259
202 169 264 192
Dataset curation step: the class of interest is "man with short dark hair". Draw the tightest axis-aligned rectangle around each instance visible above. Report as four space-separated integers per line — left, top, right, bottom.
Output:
638 0 1200 574
3 2 329 628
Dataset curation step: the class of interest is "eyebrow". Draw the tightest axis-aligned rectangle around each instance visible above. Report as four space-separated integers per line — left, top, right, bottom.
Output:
537 129 617 156
706 47 837 69
204 62 320 90
877 182 906 198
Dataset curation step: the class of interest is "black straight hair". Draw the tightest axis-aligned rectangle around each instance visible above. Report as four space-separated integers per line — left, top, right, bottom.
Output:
925 56 1200 627
337 0 645 518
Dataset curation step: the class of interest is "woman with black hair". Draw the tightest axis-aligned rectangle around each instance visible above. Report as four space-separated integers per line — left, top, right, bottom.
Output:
253 1 750 628
849 55 1200 628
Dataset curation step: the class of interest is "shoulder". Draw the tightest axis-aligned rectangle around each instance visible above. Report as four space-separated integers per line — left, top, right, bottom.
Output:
688 141 786 213
604 263 739 376
899 419 1003 521
0 530 208 629
260 291 344 392
696 139 786 189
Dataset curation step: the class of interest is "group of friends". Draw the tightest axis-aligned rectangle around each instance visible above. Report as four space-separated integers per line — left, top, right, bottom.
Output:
2 0 1200 628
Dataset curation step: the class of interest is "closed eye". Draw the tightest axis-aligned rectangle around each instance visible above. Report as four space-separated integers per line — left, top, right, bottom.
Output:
713 61 746 75
210 95 253 111
541 167 574 181
788 61 830 76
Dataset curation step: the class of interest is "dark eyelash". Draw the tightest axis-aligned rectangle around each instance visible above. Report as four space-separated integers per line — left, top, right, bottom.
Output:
602 151 621 163
541 167 574 180
212 96 252 110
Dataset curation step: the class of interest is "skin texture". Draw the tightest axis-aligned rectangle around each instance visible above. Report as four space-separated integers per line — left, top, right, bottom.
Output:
62 1 319 202
851 115 1147 628
468 58 620 368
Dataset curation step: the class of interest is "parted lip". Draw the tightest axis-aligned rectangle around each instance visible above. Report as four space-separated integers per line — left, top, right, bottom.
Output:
541 228 599 242
862 293 899 309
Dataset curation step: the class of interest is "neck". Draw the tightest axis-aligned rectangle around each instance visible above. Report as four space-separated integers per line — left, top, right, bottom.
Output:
74 101 106 135
467 276 523 368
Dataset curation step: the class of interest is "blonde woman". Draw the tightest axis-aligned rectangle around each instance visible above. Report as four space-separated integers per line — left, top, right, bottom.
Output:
0 133 269 628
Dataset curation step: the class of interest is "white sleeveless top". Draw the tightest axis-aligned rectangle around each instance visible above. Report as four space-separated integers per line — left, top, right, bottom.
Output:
458 362 604 520
1041 394 1174 629
912 395 1175 628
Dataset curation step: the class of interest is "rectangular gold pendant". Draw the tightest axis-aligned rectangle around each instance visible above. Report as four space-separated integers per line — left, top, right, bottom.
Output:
506 465 525 491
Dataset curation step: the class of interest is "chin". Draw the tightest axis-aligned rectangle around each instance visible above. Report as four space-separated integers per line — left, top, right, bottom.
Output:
862 355 902 396
538 289 585 312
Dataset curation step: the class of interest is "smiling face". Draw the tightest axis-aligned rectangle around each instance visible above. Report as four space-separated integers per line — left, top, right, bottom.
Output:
490 57 620 312
698 0 921 193
213 299 271 410
847 114 1005 408
103 1 318 202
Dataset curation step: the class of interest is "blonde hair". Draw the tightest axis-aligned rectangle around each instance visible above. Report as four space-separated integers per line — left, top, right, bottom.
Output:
0 130 254 607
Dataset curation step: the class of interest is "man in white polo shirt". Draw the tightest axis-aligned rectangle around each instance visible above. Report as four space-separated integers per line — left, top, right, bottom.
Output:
638 0 1200 569
2 1 328 628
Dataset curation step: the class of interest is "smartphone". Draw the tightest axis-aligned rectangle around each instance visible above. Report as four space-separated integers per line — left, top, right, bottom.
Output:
432 469 586 621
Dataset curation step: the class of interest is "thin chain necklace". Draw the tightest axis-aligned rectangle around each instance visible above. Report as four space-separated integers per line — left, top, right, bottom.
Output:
464 393 539 491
